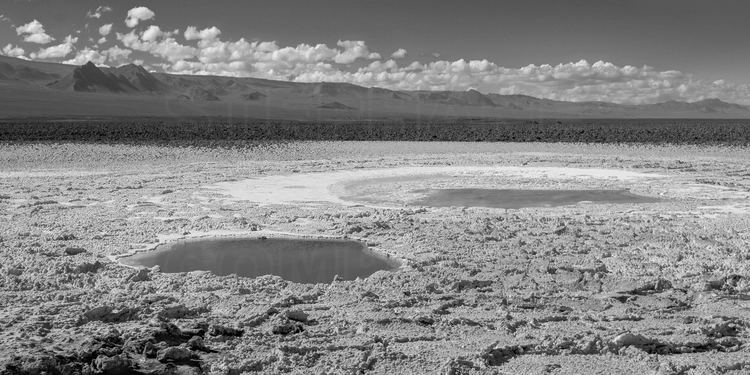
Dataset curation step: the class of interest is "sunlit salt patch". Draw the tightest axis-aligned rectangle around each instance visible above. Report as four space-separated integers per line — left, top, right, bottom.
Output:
143 196 165 205
209 166 662 206
0 170 112 178
698 204 750 215
119 236 399 284
58 200 101 207
152 216 190 222
668 184 749 200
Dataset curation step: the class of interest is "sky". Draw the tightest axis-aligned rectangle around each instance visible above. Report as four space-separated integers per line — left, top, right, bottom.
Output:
1 0 749 104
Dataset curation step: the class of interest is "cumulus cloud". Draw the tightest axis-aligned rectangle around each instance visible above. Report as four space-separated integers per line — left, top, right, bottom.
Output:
334 40 380 64
87 6 112 19
0 14 11 23
117 29 196 62
184 26 221 41
390 48 407 59
125 6 155 28
2 43 26 58
105 45 133 66
99 23 113 36
63 47 107 65
141 25 168 42
16 20 55 44
61 45 134 67
30 35 77 60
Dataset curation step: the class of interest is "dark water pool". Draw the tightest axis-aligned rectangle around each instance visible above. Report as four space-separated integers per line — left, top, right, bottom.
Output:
411 188 660 209
120 237 398 283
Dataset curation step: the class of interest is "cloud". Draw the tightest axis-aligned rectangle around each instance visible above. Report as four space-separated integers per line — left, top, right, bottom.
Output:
30 35 77 60
141 25 168 42
0 14 11 23
87 6 113 19
98 37 107 44
105 45 133 66
16 20 55 44
99 23 113 36
2 44 26 58
184 26 221 41
390 48 407 59
334 40 380 64
117 29 196 62
63 47 107 65
125 6 155 28
60 45 134 67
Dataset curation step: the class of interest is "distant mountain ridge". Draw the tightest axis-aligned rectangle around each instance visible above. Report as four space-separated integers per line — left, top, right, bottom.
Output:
0 55 747 119
48 62 167 93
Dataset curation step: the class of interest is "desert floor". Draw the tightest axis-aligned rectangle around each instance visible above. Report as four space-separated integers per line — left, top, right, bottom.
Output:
1 141 749 375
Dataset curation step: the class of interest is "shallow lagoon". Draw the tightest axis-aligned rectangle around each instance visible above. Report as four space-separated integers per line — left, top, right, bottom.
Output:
120 237 398 283
410 188 661 209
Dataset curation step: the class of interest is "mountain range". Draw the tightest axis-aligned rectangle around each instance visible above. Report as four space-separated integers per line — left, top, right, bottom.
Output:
1 55 748 119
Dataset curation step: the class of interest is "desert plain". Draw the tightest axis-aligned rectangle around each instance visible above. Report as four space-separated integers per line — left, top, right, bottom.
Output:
1 141 749 374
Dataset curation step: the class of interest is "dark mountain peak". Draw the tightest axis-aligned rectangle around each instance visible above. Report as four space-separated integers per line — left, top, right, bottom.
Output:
67 62 124 93
81 61 99 71
48 60 164 94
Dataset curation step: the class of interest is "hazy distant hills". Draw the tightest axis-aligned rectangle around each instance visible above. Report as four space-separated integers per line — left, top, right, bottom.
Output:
0 55 748 119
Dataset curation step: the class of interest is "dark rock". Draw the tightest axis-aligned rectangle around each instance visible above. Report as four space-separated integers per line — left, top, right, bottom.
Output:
284 309 308 323
73 261 102 274
702 274 746 293
442 358 479 375
127 268 151 282
630 279 672 295
158 304 191 320
701 319 740 338
163 365 204 375
483 344 529 366
187 336 209 352
82 306 140 323
64 247 87 255
157 347 193 363
361 290 380 300
143 341 158 358
209 324 244 337
93 354 134 374
451 279 492 292
272 322 305 335
611 332 652 347
152 323 191 346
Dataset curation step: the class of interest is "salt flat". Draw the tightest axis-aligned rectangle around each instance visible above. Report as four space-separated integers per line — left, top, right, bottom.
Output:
1 141 749 374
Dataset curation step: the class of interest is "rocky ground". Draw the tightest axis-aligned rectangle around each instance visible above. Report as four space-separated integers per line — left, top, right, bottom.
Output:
1 141 749 375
